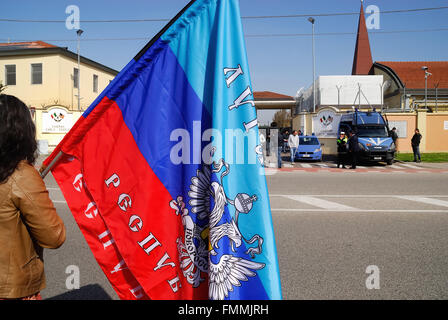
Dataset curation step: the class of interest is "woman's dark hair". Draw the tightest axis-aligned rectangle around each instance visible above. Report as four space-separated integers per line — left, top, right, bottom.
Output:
0 94 37 183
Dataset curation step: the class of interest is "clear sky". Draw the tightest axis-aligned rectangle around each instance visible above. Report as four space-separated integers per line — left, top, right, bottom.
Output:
2 0 448 124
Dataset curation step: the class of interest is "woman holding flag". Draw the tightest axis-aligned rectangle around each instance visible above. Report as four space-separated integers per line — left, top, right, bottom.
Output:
0 94 66 300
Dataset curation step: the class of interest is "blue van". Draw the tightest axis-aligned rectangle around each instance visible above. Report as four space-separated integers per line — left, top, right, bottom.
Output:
338 110 395 165
294 135 322 161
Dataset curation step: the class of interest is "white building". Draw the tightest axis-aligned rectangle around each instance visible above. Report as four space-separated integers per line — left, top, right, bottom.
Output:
297 75 385 113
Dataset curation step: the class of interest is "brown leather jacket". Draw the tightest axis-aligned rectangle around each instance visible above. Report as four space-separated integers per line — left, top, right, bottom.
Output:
0 161 66 298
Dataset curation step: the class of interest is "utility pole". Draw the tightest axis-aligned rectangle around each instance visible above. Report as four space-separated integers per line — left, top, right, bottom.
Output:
422 66 431 111
76 29 83 111
308 17 316 113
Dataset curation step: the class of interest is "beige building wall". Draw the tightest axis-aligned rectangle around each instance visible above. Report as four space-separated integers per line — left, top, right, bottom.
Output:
0 54 61 107
58 55 115 110
1 51 117 153
1 53 116 110
426 113 448 152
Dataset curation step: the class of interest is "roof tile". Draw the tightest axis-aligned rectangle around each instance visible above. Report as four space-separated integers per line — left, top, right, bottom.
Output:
377 61 448 89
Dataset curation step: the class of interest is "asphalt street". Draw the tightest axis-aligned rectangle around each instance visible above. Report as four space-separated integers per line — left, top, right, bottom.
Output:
39 160 448 300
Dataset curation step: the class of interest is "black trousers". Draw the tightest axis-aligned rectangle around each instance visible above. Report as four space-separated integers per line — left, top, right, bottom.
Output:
350 151 358 168
337 152 347 167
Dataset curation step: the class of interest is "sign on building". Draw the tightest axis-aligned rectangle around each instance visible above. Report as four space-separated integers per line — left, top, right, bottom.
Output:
312 108 341 138
388 120 408 138
42 106 73 133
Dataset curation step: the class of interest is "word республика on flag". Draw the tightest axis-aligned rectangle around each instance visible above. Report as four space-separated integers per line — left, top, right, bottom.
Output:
43 0 282 300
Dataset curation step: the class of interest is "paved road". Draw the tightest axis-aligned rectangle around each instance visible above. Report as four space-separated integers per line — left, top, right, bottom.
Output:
269 167 448 300
39 160 448 300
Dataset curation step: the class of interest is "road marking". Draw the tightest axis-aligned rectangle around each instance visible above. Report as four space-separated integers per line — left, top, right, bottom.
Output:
299 163 312 168
398 163 421 169
314 163 330 168
390 164 406 170
282 195 357 211
396 196 448 208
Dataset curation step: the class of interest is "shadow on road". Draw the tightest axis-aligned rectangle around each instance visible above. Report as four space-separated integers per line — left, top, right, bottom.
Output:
46 284 112 300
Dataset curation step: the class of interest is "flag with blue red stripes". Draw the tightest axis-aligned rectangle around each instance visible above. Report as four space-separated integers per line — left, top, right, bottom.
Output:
44 0 282 300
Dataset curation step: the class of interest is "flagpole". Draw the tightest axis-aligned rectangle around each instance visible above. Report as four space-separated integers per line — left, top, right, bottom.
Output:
40 151 64 179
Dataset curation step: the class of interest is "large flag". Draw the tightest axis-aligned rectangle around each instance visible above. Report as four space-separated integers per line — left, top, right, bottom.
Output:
44 0 282 300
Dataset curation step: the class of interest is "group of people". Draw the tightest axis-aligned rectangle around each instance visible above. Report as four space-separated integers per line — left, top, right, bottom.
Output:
277 125 423 169
336 127 423 168
389 126 422 162
277 129 302 168
336 130 360 169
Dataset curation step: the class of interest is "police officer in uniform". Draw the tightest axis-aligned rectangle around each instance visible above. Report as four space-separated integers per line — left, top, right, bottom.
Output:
336 131 348 169
348 130 359 169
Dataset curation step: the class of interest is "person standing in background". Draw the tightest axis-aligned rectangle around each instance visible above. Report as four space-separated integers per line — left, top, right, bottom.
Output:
277 129 283 168
411 128 422 163
336 132 348 169
390 127 399 155
348 130 359 169
282 130 289 153
288 130 300 165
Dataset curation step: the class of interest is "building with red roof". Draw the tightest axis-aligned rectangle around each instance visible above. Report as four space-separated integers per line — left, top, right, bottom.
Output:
372 61 448 111
347 0 448 112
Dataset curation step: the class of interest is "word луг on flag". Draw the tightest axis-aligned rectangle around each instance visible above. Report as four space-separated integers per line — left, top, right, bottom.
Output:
43 0 282 300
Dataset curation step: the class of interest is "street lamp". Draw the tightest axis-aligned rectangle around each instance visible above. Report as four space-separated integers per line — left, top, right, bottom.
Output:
76 29 83 111
308 17 316 113
421 66 432 110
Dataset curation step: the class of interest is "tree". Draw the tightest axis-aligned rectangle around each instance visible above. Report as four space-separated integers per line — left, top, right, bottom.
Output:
272 109 292 128
0 82 6 94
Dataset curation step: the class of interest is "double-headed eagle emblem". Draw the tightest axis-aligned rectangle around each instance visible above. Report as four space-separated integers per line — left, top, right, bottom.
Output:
169 153 265 300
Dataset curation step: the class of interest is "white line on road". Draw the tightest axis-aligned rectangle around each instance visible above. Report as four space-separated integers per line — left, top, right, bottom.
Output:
396 196 448 208
313 163 330 168
282 195 357 211
299 163 312 168
398 163 421 169
390 164 406 170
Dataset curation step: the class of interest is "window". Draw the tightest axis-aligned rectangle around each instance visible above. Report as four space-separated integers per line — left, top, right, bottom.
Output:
93 74 98 93
73 68 79 88
299 137 319 145
31 63 42 84
5 65 16 85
